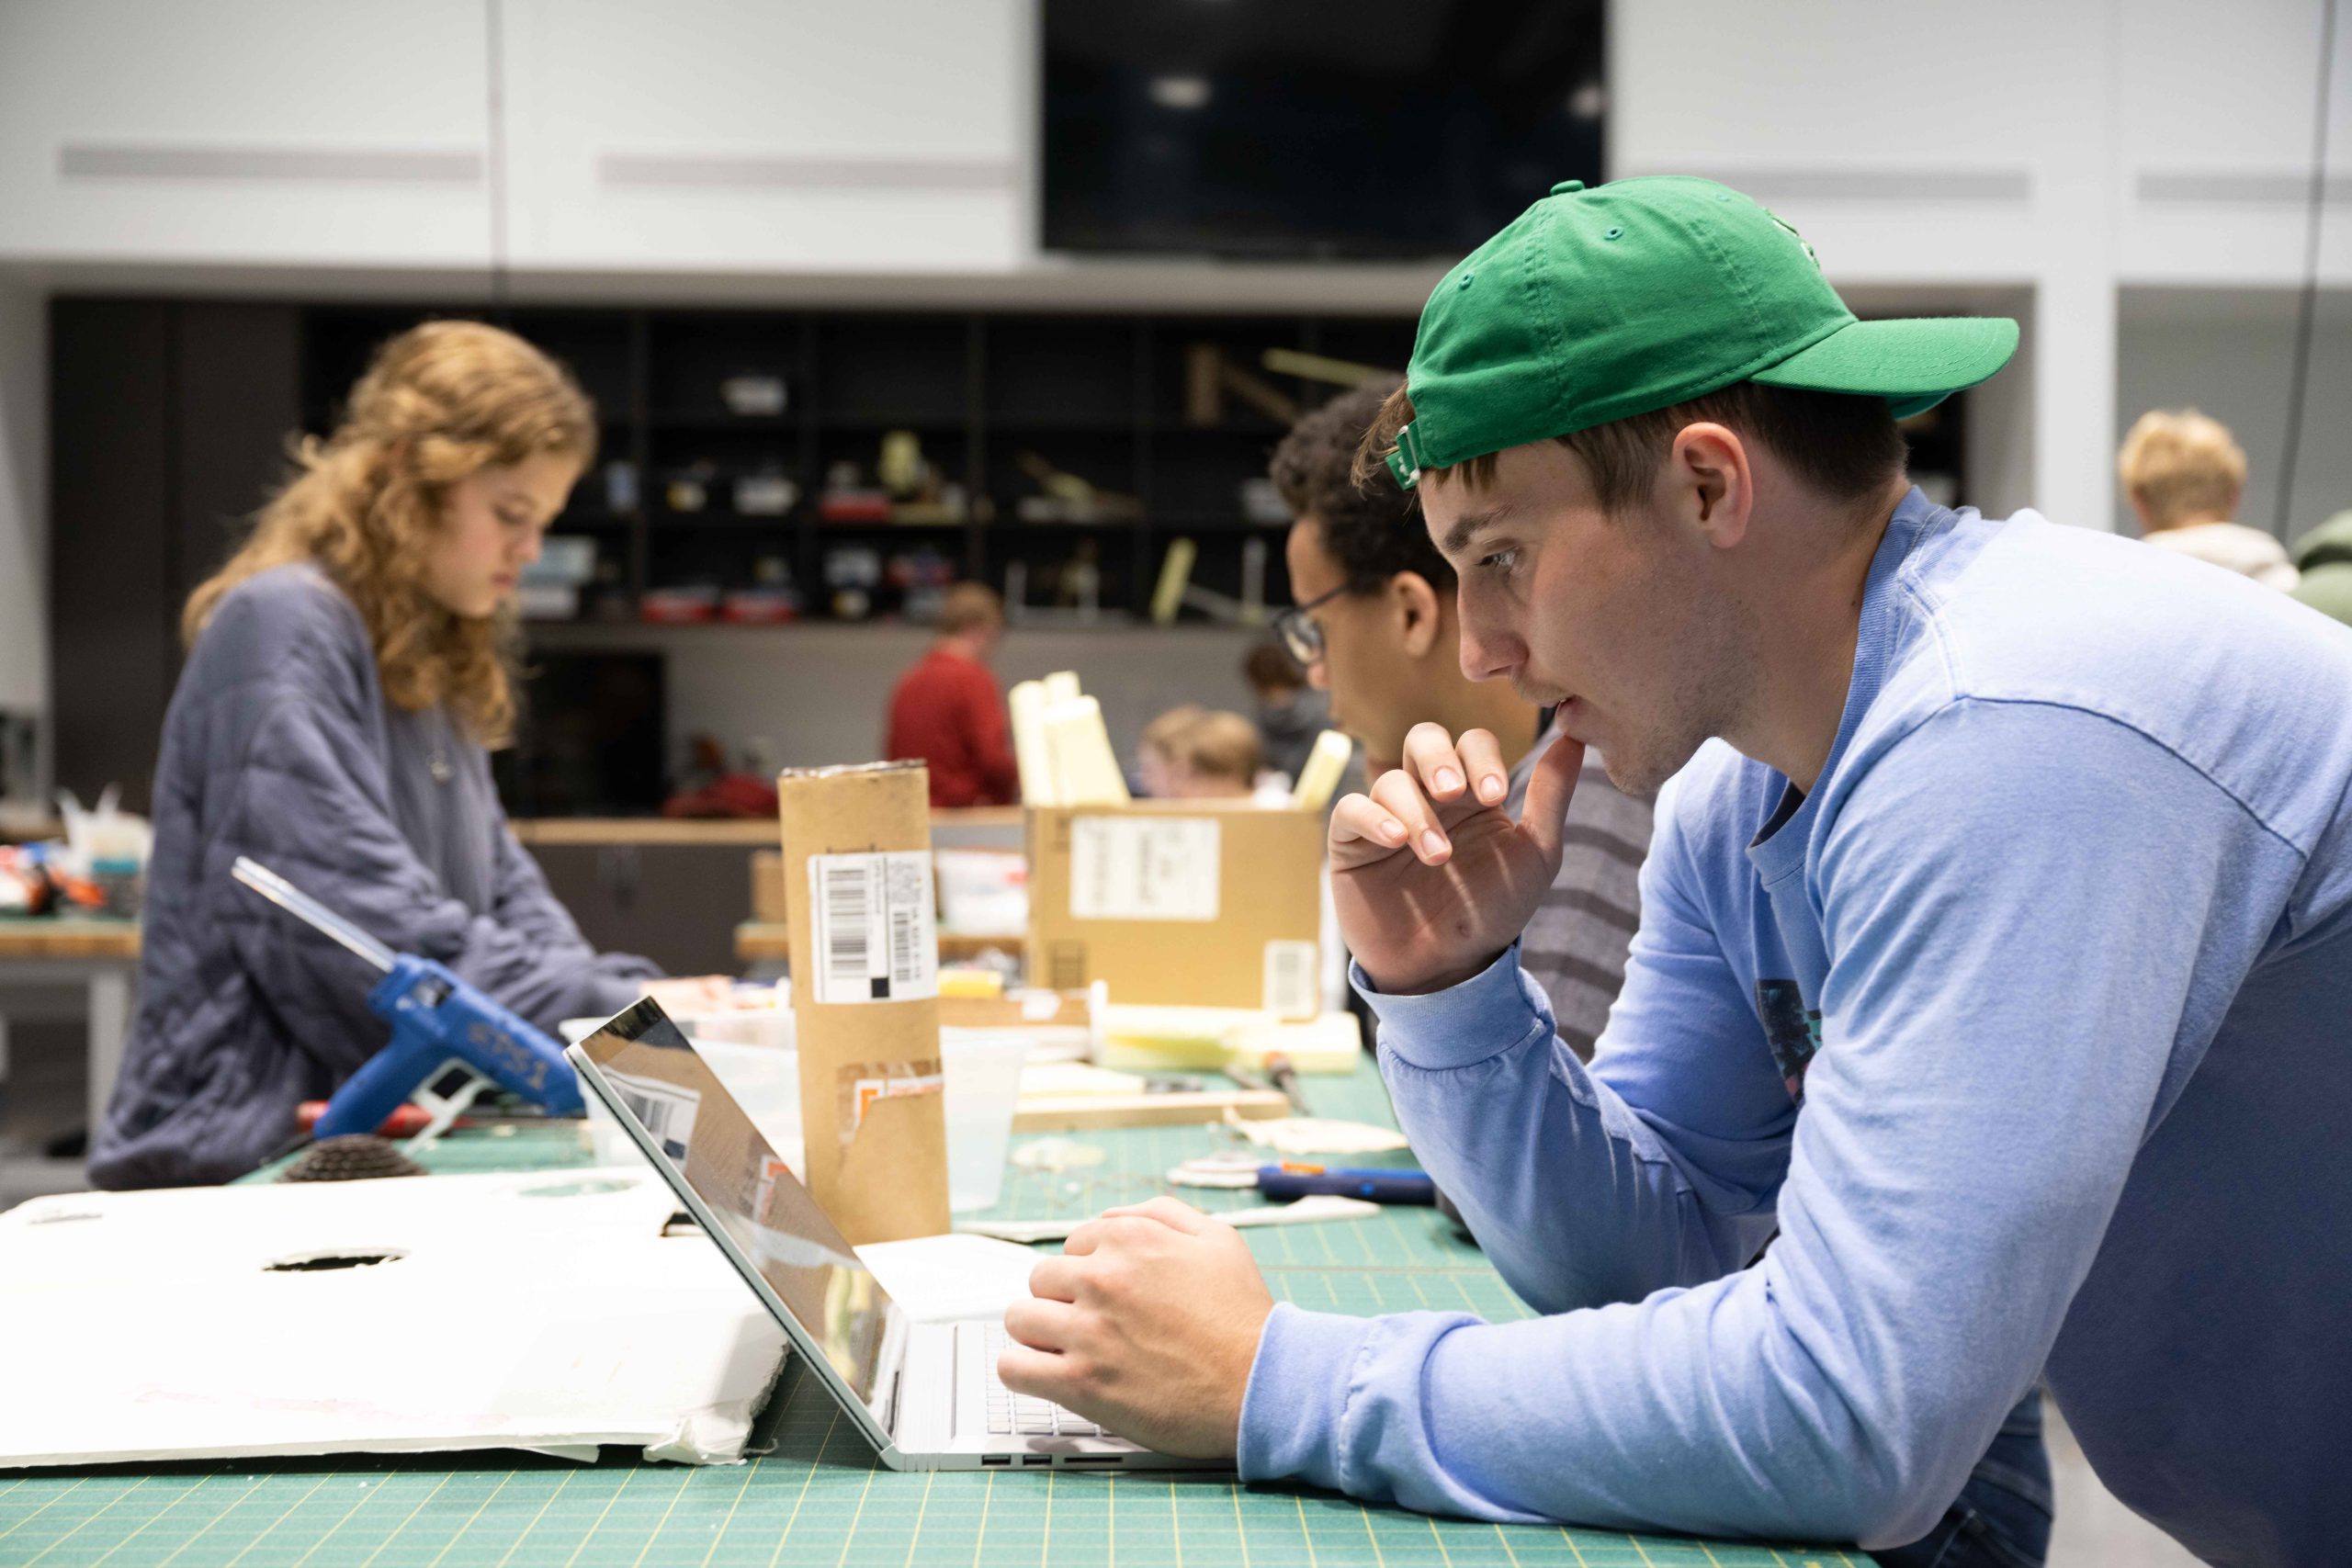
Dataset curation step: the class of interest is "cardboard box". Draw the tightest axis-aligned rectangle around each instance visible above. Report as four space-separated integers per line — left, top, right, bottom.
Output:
751 849 787 925
778 762 950 1244
1026 801 1322 1015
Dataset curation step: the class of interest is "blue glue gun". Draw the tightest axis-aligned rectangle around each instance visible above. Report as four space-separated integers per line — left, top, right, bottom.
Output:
232 856 582 1140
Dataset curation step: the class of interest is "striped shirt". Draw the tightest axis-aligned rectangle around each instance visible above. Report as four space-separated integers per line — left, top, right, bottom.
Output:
1506 724 1652 1060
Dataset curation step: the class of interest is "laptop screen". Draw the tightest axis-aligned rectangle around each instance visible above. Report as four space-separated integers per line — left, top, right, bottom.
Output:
571 998 895 1406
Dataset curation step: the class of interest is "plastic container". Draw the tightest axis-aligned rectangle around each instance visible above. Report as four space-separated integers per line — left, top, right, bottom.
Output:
941 1029 1033 1213
674 1011 803 1174
567 1012 1031 1215
565 1010 802 1171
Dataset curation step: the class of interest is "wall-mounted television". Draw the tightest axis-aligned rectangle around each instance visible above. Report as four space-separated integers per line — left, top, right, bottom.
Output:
1043 0 1605 261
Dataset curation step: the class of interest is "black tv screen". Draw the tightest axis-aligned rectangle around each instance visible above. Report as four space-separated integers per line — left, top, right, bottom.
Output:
1043 0 1605 260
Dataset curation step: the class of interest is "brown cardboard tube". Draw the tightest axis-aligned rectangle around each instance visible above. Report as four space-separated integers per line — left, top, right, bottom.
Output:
780 761 951 1243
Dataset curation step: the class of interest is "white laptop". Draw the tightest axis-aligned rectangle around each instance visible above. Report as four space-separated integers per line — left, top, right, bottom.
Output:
566 996 1223 1472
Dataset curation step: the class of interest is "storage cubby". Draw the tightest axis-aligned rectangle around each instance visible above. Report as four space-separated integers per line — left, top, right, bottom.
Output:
288 301 1970 633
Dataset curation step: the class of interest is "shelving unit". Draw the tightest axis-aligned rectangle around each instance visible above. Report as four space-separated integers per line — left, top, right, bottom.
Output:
299 305 1431 628
300 301 1972 632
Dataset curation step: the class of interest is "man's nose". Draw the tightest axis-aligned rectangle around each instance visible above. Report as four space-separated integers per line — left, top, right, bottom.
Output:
1457 606 1521 684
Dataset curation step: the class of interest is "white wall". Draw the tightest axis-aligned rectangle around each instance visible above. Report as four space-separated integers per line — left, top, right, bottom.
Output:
0 279 44 789
0 0 497 270
8 0 2352 733
499 0 1032 276
1610 0 2351 534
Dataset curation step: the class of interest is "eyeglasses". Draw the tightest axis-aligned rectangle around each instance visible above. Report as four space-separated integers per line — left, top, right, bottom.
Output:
1272 583 1352 669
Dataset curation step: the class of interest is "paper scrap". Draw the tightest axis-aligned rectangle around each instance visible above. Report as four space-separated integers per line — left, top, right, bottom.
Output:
1223 1110 1411 1156
854 1233 1044 1323
1169 1151 1262 1190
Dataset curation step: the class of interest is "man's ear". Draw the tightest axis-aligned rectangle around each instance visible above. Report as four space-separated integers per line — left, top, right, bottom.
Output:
1393 570 1443 659
1666 423 1754 549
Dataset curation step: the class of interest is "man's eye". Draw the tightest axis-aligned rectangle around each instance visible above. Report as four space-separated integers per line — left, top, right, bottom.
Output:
1481 548 1519 573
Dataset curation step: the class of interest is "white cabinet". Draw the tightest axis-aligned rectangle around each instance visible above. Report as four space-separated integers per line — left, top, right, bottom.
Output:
2113 0 2352 285
498 0 1032 275
0 0 497 267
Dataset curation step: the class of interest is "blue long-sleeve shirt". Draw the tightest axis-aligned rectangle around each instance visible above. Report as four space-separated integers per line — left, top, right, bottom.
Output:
1238 491 2352 1566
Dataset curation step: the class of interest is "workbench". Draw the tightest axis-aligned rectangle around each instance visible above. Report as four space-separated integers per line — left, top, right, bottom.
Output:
0 916 140 1134
0 1059 1860 1566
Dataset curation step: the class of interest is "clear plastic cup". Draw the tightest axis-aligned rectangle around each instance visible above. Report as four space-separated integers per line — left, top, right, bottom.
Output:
676 1011 803 1175
942 1029 1034 1213
571 1010 1029 1215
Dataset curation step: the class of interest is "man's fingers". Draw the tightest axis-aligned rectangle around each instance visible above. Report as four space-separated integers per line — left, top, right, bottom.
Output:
1061 1213 1162 1258
996 1339 1079 1404
1453 728 1511 805
1003 1295 1081 1352
1400 722 1470 801
1370 769 1451 864
1329 794 1411 867
1099 1196 1214 1235
1517 734 1589 858
1028 1255 1082 1303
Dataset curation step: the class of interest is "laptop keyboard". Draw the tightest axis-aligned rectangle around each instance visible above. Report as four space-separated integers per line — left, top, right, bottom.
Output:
981 1325 1108 1438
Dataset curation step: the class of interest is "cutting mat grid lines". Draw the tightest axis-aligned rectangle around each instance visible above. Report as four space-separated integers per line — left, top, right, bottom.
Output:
0 1064 1859 1566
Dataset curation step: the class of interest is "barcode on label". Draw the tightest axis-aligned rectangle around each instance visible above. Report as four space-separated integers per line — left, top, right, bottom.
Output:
606 1071 700 1163
822 862 873 994
1263 940 1318 1020
808 851 938 1005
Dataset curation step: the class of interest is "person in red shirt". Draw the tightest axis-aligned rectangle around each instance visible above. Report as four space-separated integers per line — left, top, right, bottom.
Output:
885 582 1021 807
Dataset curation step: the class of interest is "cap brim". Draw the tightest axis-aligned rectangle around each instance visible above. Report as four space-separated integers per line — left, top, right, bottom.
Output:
1750 316 2018 420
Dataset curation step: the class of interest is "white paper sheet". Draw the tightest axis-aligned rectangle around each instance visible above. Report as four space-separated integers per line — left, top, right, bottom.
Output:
0 1169 788 1469
855 1232 1044 1322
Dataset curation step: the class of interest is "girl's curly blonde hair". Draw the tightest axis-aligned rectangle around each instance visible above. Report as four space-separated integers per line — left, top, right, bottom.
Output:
185 320 595 747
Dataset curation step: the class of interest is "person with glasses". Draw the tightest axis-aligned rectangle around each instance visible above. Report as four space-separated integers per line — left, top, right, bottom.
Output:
1271 379 1649 1059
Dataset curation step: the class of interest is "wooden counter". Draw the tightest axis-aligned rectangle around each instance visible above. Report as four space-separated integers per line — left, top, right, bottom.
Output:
0 917 141 960
512 807 1024 846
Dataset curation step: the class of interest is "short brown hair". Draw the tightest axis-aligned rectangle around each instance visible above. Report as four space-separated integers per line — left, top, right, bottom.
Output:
1273 378 1456 592
937 581 1003 636
1242 640 1305 695
2118 409 2246 530
1351 380 1907 514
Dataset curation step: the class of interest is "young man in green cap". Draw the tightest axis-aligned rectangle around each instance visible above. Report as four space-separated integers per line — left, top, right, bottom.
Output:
999 176 2352 1565
1272 378 1653 1056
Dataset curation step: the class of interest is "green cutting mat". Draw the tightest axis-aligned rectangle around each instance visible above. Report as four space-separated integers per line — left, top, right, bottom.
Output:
0 1064 1861 1567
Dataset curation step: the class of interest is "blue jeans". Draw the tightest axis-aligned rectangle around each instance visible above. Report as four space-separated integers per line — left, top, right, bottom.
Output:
1870 1393 2053 1568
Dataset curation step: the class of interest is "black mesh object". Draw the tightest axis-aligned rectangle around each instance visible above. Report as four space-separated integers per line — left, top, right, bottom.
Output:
277 1134 425 1183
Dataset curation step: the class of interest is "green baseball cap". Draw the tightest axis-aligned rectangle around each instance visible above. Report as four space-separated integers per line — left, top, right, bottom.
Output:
1385 175 2018 490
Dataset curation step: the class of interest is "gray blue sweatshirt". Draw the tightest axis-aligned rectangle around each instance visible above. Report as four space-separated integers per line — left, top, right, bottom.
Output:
92 564 659 1188
1239 491 2352 1565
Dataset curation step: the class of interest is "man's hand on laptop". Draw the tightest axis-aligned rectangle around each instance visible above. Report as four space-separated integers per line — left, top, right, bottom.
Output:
997 1197 1273 1457
1330 721 1586 995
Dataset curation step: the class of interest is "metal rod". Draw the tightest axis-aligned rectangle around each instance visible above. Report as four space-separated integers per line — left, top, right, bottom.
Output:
231 856 397 974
